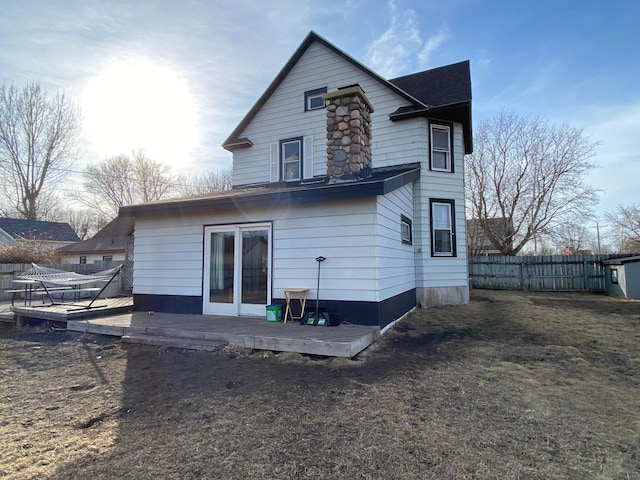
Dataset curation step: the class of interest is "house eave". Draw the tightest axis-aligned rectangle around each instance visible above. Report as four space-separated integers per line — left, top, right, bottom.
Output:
222 137 253 152
120 165 420 218
389 100 473 154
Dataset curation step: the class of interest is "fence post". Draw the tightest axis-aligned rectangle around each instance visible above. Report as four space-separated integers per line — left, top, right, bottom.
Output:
520 260 525 291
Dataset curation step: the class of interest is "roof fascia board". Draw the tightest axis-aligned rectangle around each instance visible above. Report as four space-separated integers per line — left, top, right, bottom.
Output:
389 101 473 154
121 167 420 218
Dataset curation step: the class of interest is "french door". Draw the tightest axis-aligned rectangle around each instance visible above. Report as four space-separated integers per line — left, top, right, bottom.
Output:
203 224 271 316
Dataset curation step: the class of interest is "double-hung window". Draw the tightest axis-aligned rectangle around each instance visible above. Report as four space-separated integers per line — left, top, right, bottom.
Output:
430 123 452 172
281 138 302 182
430 199 456 256
271 136 313 183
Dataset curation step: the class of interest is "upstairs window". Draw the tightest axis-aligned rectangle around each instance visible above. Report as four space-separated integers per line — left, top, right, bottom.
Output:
430 199 456 256
281 138 302 182
430 123 453 172
304 87 327 111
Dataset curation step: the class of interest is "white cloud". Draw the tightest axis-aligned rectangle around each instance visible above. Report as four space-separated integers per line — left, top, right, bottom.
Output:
418 32 448 66
365 1 448 78
581 102 640 216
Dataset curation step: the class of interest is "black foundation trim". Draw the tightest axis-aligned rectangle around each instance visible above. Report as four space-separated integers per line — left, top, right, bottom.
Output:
134 288 415 328
134 294 203 315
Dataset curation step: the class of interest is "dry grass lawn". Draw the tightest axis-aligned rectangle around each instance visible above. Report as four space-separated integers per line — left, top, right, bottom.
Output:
1 290 639 479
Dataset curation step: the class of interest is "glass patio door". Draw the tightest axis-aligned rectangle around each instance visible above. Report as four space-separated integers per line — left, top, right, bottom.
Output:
203 224 271 316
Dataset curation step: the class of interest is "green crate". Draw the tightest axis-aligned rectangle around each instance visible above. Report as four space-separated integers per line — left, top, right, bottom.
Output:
265 304 282 322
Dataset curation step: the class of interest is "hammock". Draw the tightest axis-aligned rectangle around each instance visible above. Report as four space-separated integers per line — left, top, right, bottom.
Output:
16 263 123 286
16 263 123 310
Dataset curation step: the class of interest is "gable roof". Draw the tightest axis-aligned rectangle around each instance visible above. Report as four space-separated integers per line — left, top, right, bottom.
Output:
0 217 80 242
58 216 134 255
388 61 472 108
222 31 472 153
388 61 473 152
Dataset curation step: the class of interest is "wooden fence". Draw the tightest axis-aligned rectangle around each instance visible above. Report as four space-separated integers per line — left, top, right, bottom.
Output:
0 261 125 301
469 254 621 292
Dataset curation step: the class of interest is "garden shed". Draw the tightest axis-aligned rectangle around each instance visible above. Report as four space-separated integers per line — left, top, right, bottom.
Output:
603 255 640 299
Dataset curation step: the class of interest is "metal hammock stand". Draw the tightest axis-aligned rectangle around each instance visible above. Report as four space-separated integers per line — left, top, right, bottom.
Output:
16 263 124 310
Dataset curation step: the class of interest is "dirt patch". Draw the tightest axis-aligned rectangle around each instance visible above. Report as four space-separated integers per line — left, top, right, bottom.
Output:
1 290 639 479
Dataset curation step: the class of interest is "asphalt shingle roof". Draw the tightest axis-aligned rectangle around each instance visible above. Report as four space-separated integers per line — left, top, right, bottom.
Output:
388 61 472 108
0 217 80 242
58 216 134 254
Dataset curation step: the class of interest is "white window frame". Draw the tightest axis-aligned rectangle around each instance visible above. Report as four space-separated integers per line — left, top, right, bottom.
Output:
271 136 313 182
401 215 412 245
430 124 452 172
281 138 302 182
304 87 327 111
431 199 456 256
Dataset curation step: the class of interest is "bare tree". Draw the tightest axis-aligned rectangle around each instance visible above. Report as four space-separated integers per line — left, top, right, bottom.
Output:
80 149 174 217
465 110 599 255
174 168 233 198
605 204 640 252
550 222 594 254
0 82 81 219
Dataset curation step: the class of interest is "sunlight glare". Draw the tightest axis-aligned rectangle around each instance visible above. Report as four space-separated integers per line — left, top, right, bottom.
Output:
83 59 198 167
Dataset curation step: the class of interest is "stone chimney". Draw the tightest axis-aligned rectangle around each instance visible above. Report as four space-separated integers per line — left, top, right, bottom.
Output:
323 85 374 182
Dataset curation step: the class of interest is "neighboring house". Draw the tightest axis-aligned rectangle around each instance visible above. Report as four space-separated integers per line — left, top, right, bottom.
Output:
58 216 135 264
120 31 473 328
467 218 514 256
0 217 80 249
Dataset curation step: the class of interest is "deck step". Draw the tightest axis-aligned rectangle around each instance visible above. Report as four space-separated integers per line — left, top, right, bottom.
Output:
122 334 228 352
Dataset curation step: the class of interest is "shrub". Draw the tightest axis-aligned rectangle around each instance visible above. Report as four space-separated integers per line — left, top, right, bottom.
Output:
0 240 62 264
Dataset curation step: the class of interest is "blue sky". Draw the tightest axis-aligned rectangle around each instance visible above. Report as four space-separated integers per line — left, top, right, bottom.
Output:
0 0 638 218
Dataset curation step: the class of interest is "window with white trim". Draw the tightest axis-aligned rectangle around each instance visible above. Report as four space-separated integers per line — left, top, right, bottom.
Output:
430 199 456 256
304 87 327 111
281 138 302 182
79 256 86 265
401 215 412 245
430 123 452 172
270 136 313 183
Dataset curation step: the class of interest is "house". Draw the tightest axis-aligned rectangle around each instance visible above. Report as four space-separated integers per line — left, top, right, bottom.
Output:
58 216 134 265
120 31 472 328
467 218 514 256
0 217 79 249
603 255 640 300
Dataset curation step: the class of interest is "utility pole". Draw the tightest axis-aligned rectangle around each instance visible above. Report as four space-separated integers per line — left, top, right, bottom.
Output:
596 222 601 254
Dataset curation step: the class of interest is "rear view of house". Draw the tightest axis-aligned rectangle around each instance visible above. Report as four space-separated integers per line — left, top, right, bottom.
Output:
121 31 472 328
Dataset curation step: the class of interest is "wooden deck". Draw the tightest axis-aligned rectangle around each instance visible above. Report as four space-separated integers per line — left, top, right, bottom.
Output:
9 298 380 357
66 312 380 358
11 296 135 322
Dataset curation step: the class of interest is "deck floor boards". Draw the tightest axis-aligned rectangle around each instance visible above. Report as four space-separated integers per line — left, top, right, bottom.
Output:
9 299 380 357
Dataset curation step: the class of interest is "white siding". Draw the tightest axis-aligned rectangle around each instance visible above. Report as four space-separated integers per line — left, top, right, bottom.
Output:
232 41 421 186
375 183 416 299
61 253 125 264
414 122 469 289
134 188 427 304
134 199 383 302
